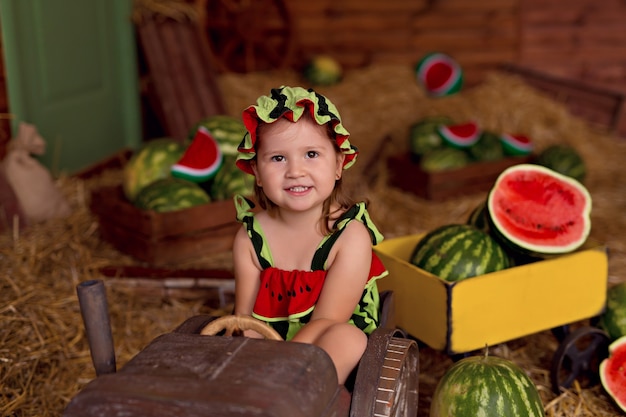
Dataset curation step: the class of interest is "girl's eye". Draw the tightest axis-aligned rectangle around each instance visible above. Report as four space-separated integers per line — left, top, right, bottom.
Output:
306 151 318 159
270 155 284 162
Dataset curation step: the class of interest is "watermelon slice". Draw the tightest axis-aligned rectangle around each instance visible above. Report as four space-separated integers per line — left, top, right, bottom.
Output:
253 268 326 321
500 133 534 156
487 164 592 257
171 126 223 182
415 52 463 97
437 121 481 149
600 335 626 413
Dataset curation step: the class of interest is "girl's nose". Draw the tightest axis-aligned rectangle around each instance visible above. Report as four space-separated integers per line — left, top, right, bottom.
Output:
286 160 305 177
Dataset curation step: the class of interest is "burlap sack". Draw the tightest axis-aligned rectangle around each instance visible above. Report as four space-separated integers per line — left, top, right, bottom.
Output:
1 122 71 224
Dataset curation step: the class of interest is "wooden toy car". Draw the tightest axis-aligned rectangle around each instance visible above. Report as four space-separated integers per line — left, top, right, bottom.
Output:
64 282 419 417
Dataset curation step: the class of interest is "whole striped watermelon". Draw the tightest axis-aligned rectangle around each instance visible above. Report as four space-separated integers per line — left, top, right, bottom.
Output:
430 354 545 417
122 138 186 202
600 282 626 341
534 144 586 183
134 178 210 212
187 115 246 157
420 147 470 172
408 115 453 158
410 224 509 282
209 154 255 200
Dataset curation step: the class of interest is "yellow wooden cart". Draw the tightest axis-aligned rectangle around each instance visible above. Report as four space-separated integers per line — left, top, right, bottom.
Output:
374 233 610 392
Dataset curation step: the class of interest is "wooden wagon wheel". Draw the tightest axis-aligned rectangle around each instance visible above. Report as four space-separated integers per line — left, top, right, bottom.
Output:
200 314 283 340
550 325 610 393
198 0 295 73
350 329 419 417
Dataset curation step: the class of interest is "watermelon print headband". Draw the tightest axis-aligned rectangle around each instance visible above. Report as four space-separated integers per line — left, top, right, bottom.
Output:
236 86 358 175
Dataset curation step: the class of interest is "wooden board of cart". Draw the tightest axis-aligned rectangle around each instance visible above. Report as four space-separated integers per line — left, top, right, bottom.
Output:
374 234 608 355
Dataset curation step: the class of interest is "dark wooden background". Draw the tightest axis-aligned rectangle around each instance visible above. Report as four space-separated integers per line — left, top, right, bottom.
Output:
2 0 625 159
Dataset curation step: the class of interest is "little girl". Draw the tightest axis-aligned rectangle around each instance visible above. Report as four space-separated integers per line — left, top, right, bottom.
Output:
232 86 388 384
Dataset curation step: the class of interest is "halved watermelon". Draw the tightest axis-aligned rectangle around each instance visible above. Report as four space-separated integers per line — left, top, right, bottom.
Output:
487 164 592 257
415 52 463 97
437 121 481 149
171 126 223 182
600 335 626 413
500 133 534 156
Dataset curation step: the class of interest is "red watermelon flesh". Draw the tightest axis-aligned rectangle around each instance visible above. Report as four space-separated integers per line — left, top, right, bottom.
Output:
171 126 223 182
600 335 626 413
425 62 453 91
253 268 325 320
416 53 463 96
437 121 481 148
488 164 591 255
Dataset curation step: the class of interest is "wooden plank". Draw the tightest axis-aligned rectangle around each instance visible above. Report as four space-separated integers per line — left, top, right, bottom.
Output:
431 0 518 12
135 13 225 142
413 10 519 30
137 17 188 142
325 0 432 13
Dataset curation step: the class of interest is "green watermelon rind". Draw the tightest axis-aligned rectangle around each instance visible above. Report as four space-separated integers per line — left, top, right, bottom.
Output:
416 52 463 97
209 155 255 201
487 164 592 256
410 224 510 282
134 178 210 212
408 115 454 158
469 131 505 161
534 144 586 183
430 354 545 417
420 147 470 172
122 138 187 202
599 282 626 341
600 335 626 413
187 115 247 156
500 133 534 156
437 122 481 149
303 55 343 86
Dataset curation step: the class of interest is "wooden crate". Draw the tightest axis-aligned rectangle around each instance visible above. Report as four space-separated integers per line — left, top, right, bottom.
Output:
387 152 532 201
90 186 239 265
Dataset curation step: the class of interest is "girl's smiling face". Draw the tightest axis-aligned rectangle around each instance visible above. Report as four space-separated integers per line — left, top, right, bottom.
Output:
251 115 345 214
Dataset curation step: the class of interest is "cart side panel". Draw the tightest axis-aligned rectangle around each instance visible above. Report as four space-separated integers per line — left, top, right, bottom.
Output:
449 245 608 353
375 235 450 351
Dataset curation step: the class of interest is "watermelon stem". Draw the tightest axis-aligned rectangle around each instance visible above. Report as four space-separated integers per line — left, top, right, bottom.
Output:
484 344 490 359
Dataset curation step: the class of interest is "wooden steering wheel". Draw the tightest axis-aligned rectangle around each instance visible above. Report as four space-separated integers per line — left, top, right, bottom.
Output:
200 314 283 340
197 0 295 73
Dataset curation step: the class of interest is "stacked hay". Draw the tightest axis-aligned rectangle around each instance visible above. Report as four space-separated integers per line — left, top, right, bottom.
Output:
1 66 625 416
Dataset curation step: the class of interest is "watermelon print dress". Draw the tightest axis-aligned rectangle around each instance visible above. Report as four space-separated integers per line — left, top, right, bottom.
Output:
234 195 388 341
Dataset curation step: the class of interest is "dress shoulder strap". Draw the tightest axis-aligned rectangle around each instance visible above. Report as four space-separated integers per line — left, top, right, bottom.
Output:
234 195 273 269
310 202 384 270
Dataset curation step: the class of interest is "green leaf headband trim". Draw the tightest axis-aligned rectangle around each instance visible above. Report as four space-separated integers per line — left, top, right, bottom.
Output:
236 86 358 175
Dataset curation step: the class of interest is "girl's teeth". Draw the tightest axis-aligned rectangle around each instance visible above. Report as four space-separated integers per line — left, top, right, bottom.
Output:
290 186 308 192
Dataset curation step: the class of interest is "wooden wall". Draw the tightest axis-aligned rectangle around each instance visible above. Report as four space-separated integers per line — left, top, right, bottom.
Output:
288 0 626 91
1 0 626 158
519 0 626 93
